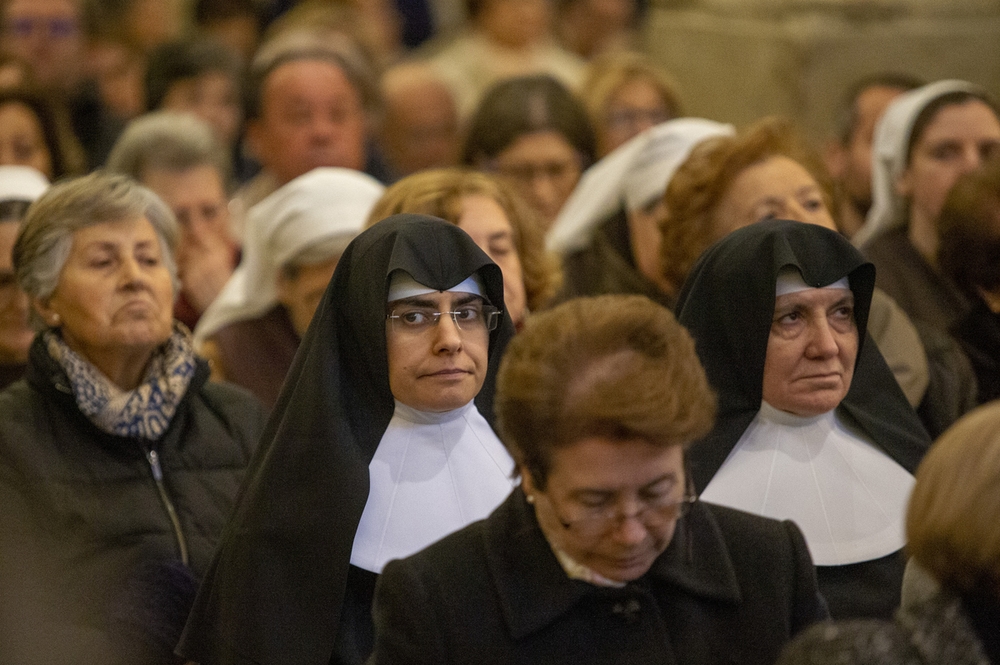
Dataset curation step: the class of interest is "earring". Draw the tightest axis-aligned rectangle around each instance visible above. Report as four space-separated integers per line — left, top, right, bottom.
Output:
50 313 61 326
525 494 535 504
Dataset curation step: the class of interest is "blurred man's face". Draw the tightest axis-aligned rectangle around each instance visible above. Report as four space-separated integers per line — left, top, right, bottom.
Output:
840 85 907 212
380 78 458 177
2 0 84 92
247 59 368 185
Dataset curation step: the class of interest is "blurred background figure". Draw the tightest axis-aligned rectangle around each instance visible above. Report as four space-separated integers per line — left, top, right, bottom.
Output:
144 36 246 179
662 117 935 419
463 75 595 229
234 27 384 211
822 74 921 240
0 171 263 664
549 118 732 308
778 400 1000 664
0 0 126 167
107 111 239 330
554 0 639 58
938 157 1000 406
377 61 460 182
192 0 266 65
855 80 1000 332
677 220 930 619
0 87 86 180
427 0 584 119
367 167 562 330
0 165 47 389
580 51 682 157
196 167 384 410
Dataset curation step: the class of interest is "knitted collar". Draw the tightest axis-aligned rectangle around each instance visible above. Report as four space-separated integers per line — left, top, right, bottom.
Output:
44 323 197 440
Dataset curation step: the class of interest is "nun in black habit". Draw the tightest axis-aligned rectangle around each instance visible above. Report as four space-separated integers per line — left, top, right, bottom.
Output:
675 219 930 620
177 215 518 665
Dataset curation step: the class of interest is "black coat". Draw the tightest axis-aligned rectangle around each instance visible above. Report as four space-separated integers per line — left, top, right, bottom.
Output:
0 336 265 664
369 488 825 665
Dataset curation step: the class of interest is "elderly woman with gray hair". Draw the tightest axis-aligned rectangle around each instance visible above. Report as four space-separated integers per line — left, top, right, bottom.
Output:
0 171 265 665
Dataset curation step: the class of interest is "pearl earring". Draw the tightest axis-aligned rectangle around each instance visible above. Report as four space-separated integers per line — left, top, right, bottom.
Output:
50 313 61 326
525 494 535 504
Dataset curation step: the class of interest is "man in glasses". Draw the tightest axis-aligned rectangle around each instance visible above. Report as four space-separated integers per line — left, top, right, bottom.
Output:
369 294 826 665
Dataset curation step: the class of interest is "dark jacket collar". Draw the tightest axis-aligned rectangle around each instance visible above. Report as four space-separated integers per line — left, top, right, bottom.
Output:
486 489 742 640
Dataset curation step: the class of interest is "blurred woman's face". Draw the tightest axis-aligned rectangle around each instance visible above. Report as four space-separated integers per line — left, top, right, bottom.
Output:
0 102 53 178
35 217 175 385
600 77 670 156
713 155 837 239
0 221 33 364
897 99 1000 238
457 194 527 329
491 130 582 228
523 437 687 583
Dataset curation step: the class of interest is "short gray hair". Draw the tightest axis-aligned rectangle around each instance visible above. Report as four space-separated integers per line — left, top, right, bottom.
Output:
106 111 232 189
14 171 179 328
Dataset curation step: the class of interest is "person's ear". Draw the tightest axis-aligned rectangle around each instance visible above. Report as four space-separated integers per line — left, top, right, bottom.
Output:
519 464 539 499
32 297 60 328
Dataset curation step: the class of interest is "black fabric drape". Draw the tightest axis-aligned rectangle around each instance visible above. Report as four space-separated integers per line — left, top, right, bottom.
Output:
674 219 929 493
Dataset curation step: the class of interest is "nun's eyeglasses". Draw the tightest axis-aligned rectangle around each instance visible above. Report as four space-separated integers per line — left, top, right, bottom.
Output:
387 301 502 334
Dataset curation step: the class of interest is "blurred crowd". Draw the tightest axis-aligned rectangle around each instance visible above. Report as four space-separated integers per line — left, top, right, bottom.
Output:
2 1 1000 664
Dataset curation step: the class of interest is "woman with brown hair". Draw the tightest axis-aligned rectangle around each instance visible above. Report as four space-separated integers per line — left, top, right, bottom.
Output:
367 167 562 330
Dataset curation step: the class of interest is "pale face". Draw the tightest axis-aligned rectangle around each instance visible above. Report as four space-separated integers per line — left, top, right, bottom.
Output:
457 194 527 329
276 257 340 337
523 438 686 583
36 217 175 381
763 287 858 416
385 290 489 412
1 0 83 91
248 59 367 184
897 100 1000 241
160 72 242 148
713 156 837 239
601 77 671 155
0 102 54 179
492 131 582 228
0 222 33 364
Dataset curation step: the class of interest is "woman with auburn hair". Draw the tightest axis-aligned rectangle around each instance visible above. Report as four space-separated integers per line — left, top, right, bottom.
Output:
662 116 932 417
779 401 1000 664
367 168 562 330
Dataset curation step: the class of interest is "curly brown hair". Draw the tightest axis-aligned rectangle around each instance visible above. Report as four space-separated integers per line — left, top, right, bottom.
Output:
496 294 716 489
660 116 834 298
366 168 562 313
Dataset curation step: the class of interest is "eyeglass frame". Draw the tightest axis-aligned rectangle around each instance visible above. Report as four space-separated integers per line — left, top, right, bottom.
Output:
385 298 502 334
543 472 698 538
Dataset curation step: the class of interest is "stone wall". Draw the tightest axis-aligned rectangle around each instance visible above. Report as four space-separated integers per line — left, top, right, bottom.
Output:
642 1 1000 142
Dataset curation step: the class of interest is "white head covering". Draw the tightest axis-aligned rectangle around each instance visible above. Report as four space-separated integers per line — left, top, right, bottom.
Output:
546 118 735 254
0 165 49 203
194 167 384 344
853 79 984 248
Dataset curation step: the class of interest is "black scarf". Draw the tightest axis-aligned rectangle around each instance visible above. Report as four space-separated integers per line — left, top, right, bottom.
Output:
675 219 930 491
178 214 513 665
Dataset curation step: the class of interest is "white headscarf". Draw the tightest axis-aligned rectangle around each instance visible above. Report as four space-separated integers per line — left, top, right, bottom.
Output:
0 165 49 203
546 118 734 254
194 167 384 344
853 79 984 248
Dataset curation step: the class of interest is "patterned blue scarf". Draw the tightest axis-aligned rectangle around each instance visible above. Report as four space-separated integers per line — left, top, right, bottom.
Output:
44 323 197 440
